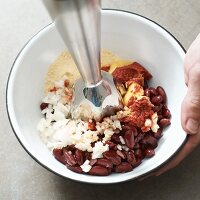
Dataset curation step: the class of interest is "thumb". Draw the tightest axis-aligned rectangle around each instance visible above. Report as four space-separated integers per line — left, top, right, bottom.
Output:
182 66 200 134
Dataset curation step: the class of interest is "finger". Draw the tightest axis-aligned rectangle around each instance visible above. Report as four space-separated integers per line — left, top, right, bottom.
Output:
184 33 200 83
155 131 200 176
181 66 200 134
184 55 189 86
138 172 154 181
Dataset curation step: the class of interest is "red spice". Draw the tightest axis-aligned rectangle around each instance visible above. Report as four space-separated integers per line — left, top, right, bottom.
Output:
101 65 110 72
126 83 143 95
88 120 96 131
112 66 139 84
64 80 69 87
130 62 152 80
125 77 144 87
112 62 152 84
49 86 57 92
121 97 154 130
64 94 73 103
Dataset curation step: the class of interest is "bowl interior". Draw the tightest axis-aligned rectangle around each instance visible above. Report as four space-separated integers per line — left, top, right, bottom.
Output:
7 10 187 183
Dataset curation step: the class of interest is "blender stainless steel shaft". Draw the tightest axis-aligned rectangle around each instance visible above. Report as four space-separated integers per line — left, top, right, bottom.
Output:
42 0 120 120
42 0 101 87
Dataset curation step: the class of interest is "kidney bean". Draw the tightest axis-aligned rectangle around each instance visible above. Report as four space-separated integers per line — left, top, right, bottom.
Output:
111 134 121 143
75 149 84 165
122 125 131 131
103 150 121 165
162 108 171 119
122 125 138 136
107 167 112 174
144 88 151 98
63 150 77 166
126 151 136 165
132 126 138 136
64 145 76 153
134 149 143 160
105 141 117 150
135 133 144 143
162 104 166 109
144 80 148 89
144 148 155 158
157 108 163 115
53 148 66 164
141 135 158 148
153 104 163 112
159 118 171 127
89 166 109 176
134 130 139 137
153 128 163 139
40 102 49 111
158 114 164 121
124 129 136 149
53 148 63 156
96 158 113 168
132 159 142 168
147 135 158 148
114 128 121 134
151 95 163 105
84 152 92 160
67 165 83 173
156 86 167 103
89 159 97 166
116 150 126 159
149 87 157 96
133 143 140 149
115 162 132 173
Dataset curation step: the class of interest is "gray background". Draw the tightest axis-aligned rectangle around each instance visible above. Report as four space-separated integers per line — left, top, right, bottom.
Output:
1 0 200 199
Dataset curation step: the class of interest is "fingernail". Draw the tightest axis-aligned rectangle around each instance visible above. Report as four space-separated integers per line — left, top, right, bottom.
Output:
186 119 199 134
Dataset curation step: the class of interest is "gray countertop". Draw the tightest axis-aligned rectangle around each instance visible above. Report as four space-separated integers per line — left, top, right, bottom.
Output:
1 0 200 199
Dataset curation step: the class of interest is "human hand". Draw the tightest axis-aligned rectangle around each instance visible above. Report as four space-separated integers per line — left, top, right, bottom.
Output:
154 33 200 176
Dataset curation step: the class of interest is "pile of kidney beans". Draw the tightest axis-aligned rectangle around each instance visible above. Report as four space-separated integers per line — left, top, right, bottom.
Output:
51 85 171 176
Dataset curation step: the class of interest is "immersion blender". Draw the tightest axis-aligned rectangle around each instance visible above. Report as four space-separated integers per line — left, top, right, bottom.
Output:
42 0 120 120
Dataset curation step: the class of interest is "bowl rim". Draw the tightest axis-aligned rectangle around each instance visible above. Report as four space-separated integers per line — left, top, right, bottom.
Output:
6 9 187 184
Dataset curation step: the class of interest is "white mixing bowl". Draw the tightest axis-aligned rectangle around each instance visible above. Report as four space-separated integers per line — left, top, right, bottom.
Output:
6 9 187 184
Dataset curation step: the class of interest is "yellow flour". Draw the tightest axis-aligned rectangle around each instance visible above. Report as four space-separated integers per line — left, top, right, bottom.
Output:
44 50 132 93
